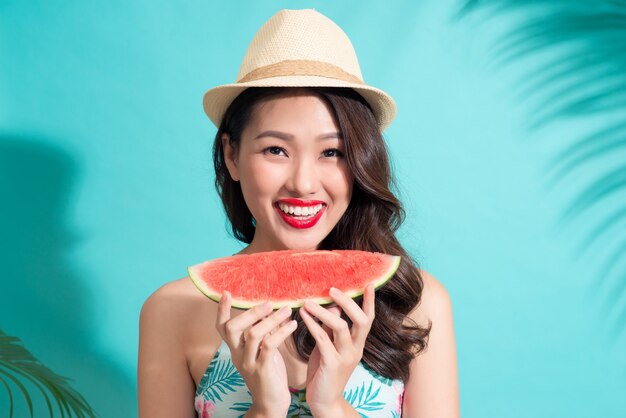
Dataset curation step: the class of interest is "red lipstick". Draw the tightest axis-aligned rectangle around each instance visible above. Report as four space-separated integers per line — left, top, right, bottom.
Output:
275 200 326 229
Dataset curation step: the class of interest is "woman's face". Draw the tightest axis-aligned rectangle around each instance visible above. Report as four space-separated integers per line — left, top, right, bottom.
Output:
223 91 353 252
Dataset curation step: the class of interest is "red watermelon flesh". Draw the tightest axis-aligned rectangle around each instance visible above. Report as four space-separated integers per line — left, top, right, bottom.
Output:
188 250 401 310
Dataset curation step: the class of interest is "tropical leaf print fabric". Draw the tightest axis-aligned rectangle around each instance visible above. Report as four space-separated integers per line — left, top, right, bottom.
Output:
194 340 404 417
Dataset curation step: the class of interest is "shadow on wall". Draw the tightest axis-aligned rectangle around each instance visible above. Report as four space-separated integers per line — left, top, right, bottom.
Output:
455 0 626 347
0 135 135 417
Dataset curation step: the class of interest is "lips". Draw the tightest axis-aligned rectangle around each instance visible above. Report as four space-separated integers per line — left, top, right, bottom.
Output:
274 200 326 229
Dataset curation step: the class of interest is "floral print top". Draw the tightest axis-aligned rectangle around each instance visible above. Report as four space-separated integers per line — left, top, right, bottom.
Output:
195 339 404 418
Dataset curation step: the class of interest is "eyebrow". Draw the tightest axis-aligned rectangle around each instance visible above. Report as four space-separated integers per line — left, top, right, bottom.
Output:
253 130 343 141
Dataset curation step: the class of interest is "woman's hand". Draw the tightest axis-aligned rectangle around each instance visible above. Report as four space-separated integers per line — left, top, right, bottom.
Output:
215 291 298 416
299 283 376 414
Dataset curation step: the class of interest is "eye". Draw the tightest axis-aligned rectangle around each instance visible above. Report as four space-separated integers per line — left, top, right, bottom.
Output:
263 146 287 156
322 148 344 158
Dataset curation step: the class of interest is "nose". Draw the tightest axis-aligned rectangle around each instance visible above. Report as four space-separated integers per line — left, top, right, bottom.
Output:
286 156 320 196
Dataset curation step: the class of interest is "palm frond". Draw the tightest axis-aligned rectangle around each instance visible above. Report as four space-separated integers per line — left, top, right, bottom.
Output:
230 396 253 418
204 357 245 403
344 380 384 414
0 329 96 418
457 0 626 340
546 121 626 182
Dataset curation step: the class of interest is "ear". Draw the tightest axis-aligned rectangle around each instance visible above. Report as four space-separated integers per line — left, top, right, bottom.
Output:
221 133 240 182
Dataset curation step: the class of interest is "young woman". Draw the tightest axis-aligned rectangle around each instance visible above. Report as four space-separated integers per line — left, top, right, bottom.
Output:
138 9 459 418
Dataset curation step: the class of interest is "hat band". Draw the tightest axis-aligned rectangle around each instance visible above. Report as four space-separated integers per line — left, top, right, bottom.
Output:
237 59 364 84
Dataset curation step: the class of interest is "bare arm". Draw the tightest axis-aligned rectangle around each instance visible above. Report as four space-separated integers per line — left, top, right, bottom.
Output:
402 270 460 418
138 284 197 418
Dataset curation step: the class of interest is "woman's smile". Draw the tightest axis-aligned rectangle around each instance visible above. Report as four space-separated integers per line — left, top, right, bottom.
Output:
274 200 328 229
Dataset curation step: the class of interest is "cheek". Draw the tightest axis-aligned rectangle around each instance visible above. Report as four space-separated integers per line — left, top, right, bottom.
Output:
239 160 283 198
324 164 353 201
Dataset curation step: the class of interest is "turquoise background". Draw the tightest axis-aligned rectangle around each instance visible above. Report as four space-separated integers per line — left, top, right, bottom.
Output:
2 0 625 417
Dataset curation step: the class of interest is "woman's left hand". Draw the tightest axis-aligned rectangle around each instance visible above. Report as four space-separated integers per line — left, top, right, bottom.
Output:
299 283 376 413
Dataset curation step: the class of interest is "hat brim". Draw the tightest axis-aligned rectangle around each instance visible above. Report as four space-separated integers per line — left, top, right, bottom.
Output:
203 75 397 132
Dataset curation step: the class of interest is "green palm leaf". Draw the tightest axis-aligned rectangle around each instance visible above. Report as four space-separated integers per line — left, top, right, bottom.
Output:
457 0 626 338
229 394 252 418
230 405 251 418
204 357 245 403
344 381 385 416
0 328 96 418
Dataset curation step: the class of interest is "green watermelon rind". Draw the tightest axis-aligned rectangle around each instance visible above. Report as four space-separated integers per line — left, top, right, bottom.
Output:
187 253 401 311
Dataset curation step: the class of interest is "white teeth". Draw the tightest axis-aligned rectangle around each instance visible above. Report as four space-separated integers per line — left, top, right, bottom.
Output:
278 203 324 217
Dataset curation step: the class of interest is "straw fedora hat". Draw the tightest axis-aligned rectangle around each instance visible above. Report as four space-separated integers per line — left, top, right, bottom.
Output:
202 8 397 132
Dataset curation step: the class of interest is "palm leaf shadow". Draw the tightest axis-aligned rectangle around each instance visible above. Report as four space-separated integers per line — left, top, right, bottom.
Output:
0 328 97 418
455 1 626 340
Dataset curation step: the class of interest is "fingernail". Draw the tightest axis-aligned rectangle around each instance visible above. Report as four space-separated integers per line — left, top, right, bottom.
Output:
329 287 339 295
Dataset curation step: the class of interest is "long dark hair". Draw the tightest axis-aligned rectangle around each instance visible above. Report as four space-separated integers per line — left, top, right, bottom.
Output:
212 86 431 383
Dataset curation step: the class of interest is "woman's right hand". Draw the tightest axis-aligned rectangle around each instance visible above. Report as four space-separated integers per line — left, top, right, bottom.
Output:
216 291 298 416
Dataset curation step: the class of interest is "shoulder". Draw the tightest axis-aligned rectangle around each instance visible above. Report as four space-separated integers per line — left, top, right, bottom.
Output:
409 269 454 326
139 276 214 351
402 269 460 417
138 277 215 417
420 269 453 313
141 276 204 306
140 277 206 324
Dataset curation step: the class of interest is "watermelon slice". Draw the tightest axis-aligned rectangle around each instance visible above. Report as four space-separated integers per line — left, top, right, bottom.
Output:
188 250 401 310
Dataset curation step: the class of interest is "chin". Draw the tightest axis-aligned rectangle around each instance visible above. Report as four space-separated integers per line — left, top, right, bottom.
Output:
280 236 323 251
